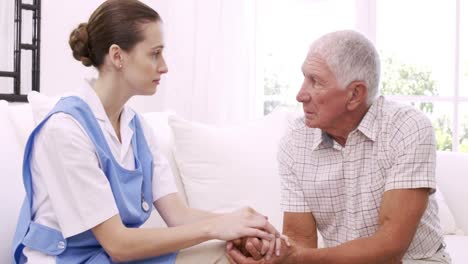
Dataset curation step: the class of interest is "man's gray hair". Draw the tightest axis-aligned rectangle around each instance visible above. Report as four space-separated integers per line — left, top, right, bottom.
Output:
310 30 380 104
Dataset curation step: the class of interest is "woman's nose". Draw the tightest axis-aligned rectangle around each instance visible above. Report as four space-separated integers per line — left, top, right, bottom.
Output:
159 56 168 74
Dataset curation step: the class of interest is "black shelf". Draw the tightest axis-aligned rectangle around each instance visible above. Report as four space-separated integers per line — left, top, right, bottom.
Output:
0 0 41 102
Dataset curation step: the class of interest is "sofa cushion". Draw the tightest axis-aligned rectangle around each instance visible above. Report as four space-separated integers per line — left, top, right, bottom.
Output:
168 109 293 229
0 100 26 261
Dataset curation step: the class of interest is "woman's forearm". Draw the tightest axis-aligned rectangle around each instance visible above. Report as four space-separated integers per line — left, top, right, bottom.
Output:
154 194 222 226
182 207 222 224
96 207 279 262
98 215 216 262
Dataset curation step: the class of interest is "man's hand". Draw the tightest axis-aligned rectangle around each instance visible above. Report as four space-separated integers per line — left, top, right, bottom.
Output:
245 237 270 260
228 237 266 260
226 236 293 264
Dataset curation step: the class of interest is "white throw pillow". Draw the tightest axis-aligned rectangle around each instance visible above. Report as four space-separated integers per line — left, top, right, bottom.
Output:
7 103 35 148
27 91 61 124
169 110 293 229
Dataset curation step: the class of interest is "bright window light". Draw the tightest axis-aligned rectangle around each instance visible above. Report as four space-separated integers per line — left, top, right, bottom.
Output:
256 0 467 152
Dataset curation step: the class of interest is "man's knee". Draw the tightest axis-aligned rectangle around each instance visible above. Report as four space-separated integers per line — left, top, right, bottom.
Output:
175 241 229 264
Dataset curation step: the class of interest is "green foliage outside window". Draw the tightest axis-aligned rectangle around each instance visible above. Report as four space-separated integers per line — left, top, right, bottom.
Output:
381 56 436 113
380 54 468 152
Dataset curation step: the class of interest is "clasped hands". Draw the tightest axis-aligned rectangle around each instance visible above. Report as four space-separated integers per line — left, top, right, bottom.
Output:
226 235 292 264
213 207 293 263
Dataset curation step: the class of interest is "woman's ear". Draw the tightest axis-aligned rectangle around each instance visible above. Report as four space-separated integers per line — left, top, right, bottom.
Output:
108 44 123 70
346 81 368 111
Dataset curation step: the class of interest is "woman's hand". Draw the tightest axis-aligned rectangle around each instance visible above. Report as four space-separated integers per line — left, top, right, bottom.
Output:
208 207 280 242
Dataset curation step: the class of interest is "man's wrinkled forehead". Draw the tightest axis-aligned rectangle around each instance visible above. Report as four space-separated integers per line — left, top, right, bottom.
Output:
303 50 325 67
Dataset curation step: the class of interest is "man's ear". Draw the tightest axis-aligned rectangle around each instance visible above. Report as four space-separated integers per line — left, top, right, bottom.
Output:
108 44 123 69
346 81 368 111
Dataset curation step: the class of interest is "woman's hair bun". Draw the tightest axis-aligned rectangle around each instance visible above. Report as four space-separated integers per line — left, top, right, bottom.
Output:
69 23 93 67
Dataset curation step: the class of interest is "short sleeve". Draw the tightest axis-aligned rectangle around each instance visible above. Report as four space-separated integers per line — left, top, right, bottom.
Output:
385 111 437 193
31 114 118 238
151 149 178 201
138 115 178 202
278 126 310 213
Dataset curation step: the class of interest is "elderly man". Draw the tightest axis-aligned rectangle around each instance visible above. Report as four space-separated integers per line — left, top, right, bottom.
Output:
226 30 450 264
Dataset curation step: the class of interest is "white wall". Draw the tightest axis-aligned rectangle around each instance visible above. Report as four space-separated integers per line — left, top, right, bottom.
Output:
40 0 258 121
40 0 170 113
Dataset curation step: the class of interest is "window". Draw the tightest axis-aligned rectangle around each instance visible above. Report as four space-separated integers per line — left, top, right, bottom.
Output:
256 0 356 115
257 0 467 152
376 0 465 151
459 0 468 151
0 0 41 102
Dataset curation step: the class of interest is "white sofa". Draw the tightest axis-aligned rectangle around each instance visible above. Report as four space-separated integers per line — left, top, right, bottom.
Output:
1 94 467 263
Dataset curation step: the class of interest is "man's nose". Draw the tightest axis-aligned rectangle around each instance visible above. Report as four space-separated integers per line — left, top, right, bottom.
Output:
296 89 310 103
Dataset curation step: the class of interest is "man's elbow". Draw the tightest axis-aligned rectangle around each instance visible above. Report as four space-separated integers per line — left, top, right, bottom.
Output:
383 238 411 262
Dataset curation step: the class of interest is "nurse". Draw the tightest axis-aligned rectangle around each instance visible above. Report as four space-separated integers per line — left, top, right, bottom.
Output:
11 0 282 263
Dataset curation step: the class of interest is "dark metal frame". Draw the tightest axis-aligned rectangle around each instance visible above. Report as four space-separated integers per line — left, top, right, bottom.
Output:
0 0 41 102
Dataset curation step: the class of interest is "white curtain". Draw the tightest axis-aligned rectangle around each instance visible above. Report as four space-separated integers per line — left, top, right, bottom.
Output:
0 0 15 93
19 0 257 123
136 0 258 124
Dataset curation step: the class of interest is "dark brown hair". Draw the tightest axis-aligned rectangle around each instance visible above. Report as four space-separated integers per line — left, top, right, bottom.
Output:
69 0 161 67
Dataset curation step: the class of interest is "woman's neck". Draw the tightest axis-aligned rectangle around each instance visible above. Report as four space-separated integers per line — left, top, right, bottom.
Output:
93 73 132 141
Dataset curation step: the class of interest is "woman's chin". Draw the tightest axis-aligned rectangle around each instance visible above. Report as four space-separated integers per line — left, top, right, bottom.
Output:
138 85 158 96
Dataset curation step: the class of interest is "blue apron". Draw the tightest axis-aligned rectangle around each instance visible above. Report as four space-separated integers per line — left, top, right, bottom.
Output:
11 96 177 264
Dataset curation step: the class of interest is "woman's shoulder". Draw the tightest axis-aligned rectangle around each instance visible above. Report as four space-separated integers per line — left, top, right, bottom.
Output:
42 112 87 134
34 112 92 151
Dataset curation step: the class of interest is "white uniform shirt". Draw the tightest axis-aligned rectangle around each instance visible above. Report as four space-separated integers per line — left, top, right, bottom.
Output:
23 86 178 263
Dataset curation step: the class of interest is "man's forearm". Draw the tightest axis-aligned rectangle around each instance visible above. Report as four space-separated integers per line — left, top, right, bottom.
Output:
290 235 403 264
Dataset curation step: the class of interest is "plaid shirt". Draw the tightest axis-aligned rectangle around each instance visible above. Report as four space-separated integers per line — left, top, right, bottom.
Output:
278 96 444 259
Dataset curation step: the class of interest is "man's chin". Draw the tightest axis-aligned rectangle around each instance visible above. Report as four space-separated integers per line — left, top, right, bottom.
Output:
304 118 318 128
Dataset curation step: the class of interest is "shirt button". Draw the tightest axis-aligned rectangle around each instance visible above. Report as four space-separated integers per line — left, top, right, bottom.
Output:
57 241 66 249
142 201 150 212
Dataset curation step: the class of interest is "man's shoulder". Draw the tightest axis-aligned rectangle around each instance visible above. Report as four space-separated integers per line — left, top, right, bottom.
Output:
279 116 320 152
379 97 433 133
284 116 319 139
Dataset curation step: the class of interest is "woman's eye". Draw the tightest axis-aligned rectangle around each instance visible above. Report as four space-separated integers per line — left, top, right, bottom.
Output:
152 51 161 59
